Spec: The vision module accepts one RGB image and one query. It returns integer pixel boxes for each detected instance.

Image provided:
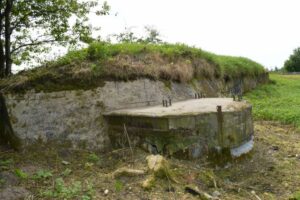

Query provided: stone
[141,175,156,190]
[212,190,221,197]
[104,189,109,195]
[146,155,170,178]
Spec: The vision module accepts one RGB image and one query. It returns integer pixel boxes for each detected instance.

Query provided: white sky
[94,0,300,70]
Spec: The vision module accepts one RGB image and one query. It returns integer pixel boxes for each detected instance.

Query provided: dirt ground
[0,121,300,200]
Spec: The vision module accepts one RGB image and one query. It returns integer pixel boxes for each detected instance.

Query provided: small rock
[61,160,70,165]
[142,175,156,190]
[212,190,221,197]
[146,155,172,179]
[104,189,109,195]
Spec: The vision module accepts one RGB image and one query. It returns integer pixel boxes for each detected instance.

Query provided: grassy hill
[245,74,300,129]
[0,42,266,92]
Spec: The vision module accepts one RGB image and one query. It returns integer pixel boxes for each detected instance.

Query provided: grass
[0,42,266,93]
[245,74,300,128]
[1,122,300,199]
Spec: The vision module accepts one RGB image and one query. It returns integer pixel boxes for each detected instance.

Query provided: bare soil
[0,121,299,200]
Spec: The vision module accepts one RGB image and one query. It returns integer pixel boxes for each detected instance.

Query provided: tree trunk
[4,0,12,76]
[0,0,5,78]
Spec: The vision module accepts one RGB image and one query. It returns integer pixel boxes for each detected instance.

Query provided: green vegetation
[0,0,110,78]
[87,153,100,163]
[293,191,300,200]
[33,169,53,180]
[0,42,266,93]
[284,47,300,72]
[114,180,124,192]
[245,74,300,128]
[15,168,28,179]
[41,177,83,199]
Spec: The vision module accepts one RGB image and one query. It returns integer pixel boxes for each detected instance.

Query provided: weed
[42,177,82,199]
[33,169,53,179]
[0,159,13,170]
[15,168,28,179]
[0,159,13,166]
[292,191,300,200]
[87,153,100,163]
[114,180,124,192]
[62,168,72,176]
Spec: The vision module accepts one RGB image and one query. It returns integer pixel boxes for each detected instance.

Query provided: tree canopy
[284,47,300,72]
[0,0,109,78]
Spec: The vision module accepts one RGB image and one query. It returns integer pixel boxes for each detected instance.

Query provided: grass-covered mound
[0,42,266,92]
[245,74,300,129]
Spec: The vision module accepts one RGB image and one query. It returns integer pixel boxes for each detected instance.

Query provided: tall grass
[0,42,266,92]
[245,74,300,128]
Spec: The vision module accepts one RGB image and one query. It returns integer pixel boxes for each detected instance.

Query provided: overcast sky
[94,0,300,70]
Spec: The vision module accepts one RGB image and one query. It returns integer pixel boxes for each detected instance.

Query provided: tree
[143,26,162,44]
[0,0,110,78]
[284,47,300,72]
[113,26,162,44]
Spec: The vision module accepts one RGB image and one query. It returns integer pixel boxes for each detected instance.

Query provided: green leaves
[33,169,53,180]
[284,47,300,72]
[15,169,28,179]
[1,0,110,73]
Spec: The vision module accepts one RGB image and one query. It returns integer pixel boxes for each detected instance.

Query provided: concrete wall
[3,74,268,150]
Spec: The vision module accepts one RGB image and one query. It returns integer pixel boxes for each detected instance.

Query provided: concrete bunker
[104,98,254,159]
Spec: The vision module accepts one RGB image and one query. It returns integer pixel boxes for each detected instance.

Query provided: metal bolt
[165,100,169,107]
[217,105,222,113]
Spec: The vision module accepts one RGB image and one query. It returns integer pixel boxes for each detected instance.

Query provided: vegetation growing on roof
[0,42,266,93]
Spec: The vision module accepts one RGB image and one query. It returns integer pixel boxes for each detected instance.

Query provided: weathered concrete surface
[2,74,265,150]
[105,98,250,116]
[105,98,254,158]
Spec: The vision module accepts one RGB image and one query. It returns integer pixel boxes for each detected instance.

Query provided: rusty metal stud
[168,98,172,106]
[165,100,169,107]
[217,105,222,113]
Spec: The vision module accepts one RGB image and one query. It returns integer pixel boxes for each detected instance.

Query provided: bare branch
[11,39,56,54]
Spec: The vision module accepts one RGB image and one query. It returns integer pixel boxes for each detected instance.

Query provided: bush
[284,47,300,72]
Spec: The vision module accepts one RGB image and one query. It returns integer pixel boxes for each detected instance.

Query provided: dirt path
[0,121,299,200]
